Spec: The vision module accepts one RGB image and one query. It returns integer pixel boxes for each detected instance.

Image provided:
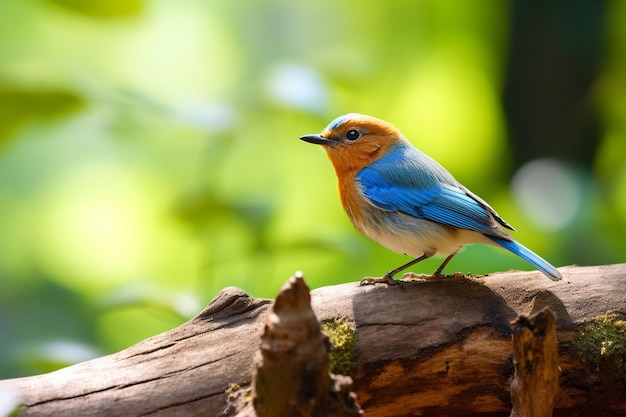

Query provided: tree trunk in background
[0,264,625,416]
[502,0,606,169]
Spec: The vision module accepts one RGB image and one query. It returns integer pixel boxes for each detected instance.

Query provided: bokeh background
[0,0,624,378]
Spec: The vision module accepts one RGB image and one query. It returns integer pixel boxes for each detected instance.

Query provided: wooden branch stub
[510,307,559,417]
[232,272,361,417]
[255,273,333,416]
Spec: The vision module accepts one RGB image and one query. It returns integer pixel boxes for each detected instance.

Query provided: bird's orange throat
[322,151,370,234]
[321,140,394,234]
[335,176,369,234]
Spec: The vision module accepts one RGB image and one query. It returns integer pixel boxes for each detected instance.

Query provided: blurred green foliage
[49,0,143,18]
[0,0,624,379]
[0,88,83,144]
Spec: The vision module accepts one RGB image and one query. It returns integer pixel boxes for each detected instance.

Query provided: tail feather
[488,237,562,281]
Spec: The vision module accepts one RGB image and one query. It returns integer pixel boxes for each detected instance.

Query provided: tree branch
[0,264,624,416]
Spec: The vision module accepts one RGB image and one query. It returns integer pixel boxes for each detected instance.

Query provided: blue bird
[300,113,562,284]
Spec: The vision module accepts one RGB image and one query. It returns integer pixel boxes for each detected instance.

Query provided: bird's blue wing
[421,185,496,232]
[356,145,506,237]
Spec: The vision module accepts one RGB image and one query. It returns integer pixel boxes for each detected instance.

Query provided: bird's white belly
[355,210,492,258]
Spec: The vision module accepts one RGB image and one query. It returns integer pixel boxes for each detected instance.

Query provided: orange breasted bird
[300,113,562,284]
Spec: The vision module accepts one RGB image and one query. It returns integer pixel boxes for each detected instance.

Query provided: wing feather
[356,144,512,239]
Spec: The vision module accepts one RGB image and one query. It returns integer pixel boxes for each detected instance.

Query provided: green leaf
[0,87,84,144]
[47,0,143,18]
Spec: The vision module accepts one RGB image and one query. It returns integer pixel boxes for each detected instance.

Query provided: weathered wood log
[509,308,559,417]
[0,264,625,416]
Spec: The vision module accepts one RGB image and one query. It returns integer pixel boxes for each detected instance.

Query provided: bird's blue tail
[488,237,562,281]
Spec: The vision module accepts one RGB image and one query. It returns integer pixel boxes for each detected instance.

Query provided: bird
[299,113,562,285]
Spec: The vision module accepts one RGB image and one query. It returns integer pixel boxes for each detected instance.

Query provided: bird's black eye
[346,129,361,141]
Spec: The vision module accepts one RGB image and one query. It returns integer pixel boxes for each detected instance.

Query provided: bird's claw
[359,275,404,287]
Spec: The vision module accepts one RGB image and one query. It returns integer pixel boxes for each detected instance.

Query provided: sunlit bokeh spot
[0,386,21,417]
[175,102,237,133]
[36,162,197,291]
[266,64,327,112]
[27,339,101,367]
[511,159,581,231]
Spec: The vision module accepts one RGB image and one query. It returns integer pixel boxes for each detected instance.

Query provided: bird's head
[300,113,406,175]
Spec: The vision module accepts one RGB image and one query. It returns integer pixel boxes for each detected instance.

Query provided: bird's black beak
[299,134,334,146]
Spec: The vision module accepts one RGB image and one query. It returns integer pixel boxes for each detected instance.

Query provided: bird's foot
[400,272,431,281]
[359,274,404,287]
[402,271,465,281]
[437,271,465,279]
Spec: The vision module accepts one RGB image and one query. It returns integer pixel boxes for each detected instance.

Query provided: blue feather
[488,237,562,281]
[357,144,505,237]
[328,113,358,130]
[421,185,494,232]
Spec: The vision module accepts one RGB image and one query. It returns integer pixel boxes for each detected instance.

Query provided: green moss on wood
[573,312,626,378]
[225,383,241,394]
[322,318,358,375]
